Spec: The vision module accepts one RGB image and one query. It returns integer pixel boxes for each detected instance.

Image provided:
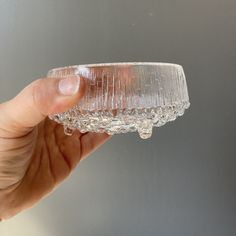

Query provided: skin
[0,76,110,220]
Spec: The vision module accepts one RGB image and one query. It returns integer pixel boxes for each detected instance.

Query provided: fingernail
[58,76,80,96]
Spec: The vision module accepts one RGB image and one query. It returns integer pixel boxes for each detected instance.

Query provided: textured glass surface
[47,62,190,139]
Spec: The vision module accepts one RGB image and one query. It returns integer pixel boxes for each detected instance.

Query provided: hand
[0,76,110,220]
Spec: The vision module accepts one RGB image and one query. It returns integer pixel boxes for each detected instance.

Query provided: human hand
[0,76,110,220]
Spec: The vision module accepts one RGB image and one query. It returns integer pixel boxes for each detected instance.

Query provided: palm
[1,118,110,218]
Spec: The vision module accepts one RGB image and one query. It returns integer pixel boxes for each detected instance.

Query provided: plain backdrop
[0,0,236,235]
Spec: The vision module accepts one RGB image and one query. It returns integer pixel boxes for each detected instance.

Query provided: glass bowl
[47,62,190,139]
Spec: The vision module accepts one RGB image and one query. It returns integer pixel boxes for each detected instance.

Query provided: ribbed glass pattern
[47,62,190,139]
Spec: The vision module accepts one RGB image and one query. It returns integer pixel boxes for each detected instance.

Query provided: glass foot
[137,120,153,139]
[64,127,74,136]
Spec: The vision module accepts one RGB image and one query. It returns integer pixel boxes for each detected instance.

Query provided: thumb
[0,76,85,136]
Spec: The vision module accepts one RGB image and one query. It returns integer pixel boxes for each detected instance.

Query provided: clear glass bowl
[47,62,190,139]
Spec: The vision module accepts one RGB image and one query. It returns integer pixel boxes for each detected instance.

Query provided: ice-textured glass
[47,62,190,139]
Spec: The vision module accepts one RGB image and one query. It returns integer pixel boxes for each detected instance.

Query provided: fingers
[0,76,85,136]
[80,132,111,161]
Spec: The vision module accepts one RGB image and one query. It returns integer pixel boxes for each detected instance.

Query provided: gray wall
[0,0,236,235]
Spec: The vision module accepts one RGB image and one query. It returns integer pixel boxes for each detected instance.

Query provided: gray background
[0,0,236,235]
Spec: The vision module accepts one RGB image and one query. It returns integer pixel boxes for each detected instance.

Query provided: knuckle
[31,78,48,115]
[32,79,44,104]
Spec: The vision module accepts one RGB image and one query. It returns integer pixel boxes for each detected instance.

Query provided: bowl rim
[48,62,183,74]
